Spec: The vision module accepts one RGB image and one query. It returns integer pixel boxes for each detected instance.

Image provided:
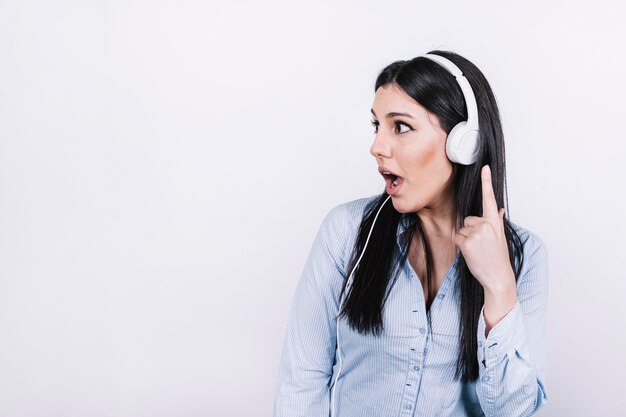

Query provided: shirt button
[404,403,412,410]
[419,327,426,334]
[413,365,420,371]
[482,376,490,383]
[478,341,483,348]
[437,293,445,299]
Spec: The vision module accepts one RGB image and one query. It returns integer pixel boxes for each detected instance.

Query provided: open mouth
[381,172,404,191]
[382,173,401,186]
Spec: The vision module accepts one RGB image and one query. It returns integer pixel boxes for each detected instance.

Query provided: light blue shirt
[273,195,549,417]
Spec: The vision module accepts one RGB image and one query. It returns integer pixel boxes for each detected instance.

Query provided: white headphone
[329,54,480,417]
[422,53,480,165]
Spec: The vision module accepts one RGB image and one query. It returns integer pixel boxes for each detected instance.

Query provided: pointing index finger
[481,164,498,219]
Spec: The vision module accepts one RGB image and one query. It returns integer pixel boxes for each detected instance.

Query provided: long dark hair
[337,50,524,382]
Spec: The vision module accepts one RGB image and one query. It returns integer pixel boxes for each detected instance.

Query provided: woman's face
[370,83,455,215]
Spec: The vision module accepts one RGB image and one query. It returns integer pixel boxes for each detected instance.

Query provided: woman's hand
[453,164,514,290]
[453,164,517,334]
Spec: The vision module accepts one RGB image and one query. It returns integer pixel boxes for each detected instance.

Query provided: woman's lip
[378,167,402,178]
[379,171,403,180]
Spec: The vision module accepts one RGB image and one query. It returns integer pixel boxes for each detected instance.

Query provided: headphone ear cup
[446,121,480,165]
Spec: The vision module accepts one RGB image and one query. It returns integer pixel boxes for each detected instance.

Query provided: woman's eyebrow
[370,109,415,119]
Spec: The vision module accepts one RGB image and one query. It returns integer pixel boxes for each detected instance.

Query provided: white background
[1,1,625,416]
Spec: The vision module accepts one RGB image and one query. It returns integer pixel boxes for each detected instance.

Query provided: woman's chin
[390,197,419,214]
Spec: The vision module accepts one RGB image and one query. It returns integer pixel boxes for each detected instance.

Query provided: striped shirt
[273,194,549,417]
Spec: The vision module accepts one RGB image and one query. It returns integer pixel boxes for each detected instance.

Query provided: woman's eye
[394,121,412,134]
[370,120,379,134]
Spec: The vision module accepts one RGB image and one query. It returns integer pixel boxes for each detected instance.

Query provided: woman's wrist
[482,274,518,336]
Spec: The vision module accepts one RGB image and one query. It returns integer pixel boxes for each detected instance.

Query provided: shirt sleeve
[273,204,348,417]
[475,232,549,417]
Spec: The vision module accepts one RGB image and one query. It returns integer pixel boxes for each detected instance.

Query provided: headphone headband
[421,53,479,123]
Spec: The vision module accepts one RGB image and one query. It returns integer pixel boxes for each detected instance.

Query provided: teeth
[392,179,398,187]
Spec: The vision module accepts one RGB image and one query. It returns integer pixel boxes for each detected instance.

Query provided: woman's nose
[370,133,391,159]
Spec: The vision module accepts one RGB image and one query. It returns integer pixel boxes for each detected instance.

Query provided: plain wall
[1,0,625,416]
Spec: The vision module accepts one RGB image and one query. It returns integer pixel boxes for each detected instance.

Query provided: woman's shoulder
[316,194,380,263]
[327,193,380,216]
[507,219,549,278]
[321,194,380,232]
[507,220,548,254]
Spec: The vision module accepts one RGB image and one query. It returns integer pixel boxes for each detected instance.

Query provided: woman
[273,50,548,417]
